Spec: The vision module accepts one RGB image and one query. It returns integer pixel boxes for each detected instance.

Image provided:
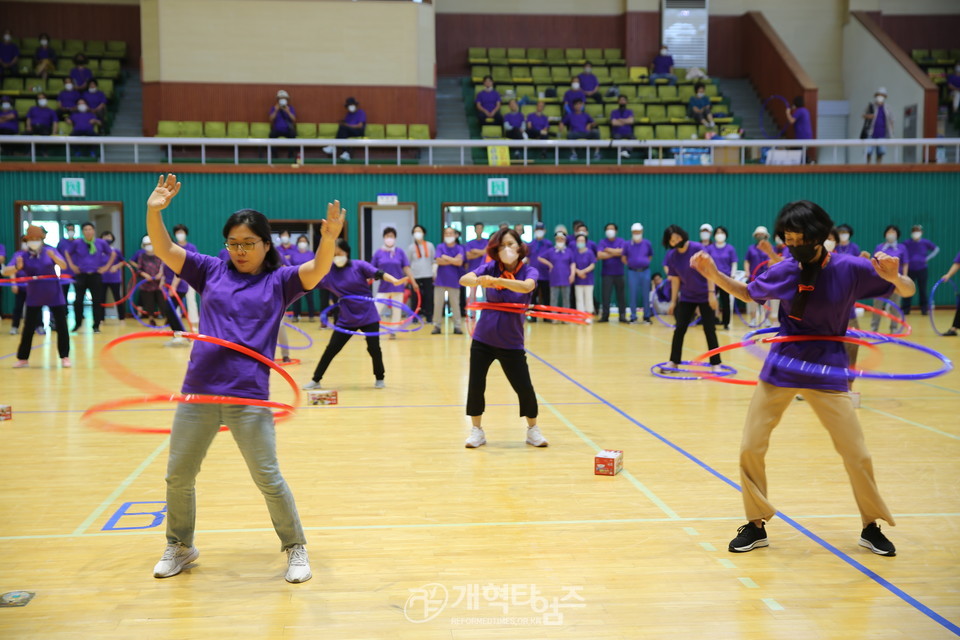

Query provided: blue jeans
[649,73,677,85]
[165,403,306,551]
[626,268,652,320]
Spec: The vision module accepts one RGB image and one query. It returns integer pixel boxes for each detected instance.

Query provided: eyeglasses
[224,240,262,253]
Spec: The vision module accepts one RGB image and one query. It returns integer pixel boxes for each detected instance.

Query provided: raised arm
[872,251,915,298]
[146,174,186,274]
[690,250,754,303]
[298,200,345,290]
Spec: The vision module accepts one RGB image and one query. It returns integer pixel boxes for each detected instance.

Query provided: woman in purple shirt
[475,76,502,126]
[691,200,912,557]
[145,174,343,584]
[432,227,466,335]
[33,33,56,81]
[288,235,317,321]
[99,230,126,320]
[303,238,406,389]
[26,93,58,135]
[834,223,861,257]
[870,225,909,333]
[69,54,94,91]
[11,226,71,368]
[901,224,939,315]
[459,228,547,449]
[705,225,738,329]
[573,233,597,319]
[624,223,654,323]
[660,225,720,371]
[371,227,417,337]
[538,231,576,309]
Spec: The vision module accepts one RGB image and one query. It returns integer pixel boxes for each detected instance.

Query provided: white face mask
[499,246,518,264]
[0,102,11,111]
[660,49,668,56]
[632,233,643,242]
[697,92,705,98]
[484,85,493,92]
[534,230,544,239]
[38,98,47,107]
[413,231,424,241]
[280,236,291,245]
[333,255,347,267]
[911,231,921,241]
[3,35,10,43]
[839,232,850,243]
[579,230,588,238]
[175,231,187,242]
[571,83,581,90]
[444,236,456,245]
[40,39,48,46]
[700,231,712,242]
[605,229,616,239]
[88,86,98,93]
[885,233,897,243]
[65,83,74,91]
[297,241,309,251]
[77,104,88,113]
[27,240,43,252]
[555,241,565,250]
[348,105,357,113]
[384,237,396,248]
[278,98,288,106]
[66,230,75,239]
[823,239,837,252]
[876,95,885,104]
[144,244,154,254]
[714,233,726,244]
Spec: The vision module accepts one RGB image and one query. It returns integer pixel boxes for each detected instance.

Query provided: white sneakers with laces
[464,426,549,447]
[153,543,199,578]
[525,425,549,447]
[285,544,312,583]
[465,426,486,448]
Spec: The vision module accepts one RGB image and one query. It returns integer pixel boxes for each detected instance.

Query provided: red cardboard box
[0,405,11,421]
[595,449,623,476]
[307,390,338,406]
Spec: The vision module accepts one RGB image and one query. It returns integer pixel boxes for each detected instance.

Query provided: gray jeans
[165,403,306,551]
[549,285,571,308]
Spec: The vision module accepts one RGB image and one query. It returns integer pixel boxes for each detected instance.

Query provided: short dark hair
[884,224,901,238]
[573,99,584,106]
[794,96,805,108]
[383,226,397,237]
[474,221,484,228]
[99,230,113,240]
[297,234,309,244]
[65,223,75,230]
[81,221,95,230]
[336,238,351,259]
[662,224,688,249]
[827,227,839,243]
[412,224,426,234]
[605,222,617,230]
[715,225,729,236]
[222,209,282,272]
[694,82,705,92]
[485,228,528,265]
[773,200,834,246]
[482,75,493,83]
[278,229,290,237]
[837,223,854,236]
[173,224,188,235]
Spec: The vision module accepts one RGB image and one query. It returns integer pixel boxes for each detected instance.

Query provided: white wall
[434,0,625,15]
[850,0,960,14]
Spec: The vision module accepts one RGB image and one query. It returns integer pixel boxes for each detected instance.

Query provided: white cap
[554,224,567,234]
[875,86,887,96]
[752,225,769,237]
[141,235,151,245]
[700,223,713,233]
[277,89,289,99]
[631,223,643,232]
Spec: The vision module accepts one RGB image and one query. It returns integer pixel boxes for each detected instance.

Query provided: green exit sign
[487,178,509,197]
[61,177,86,198]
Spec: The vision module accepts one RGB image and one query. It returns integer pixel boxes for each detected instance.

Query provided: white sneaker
[285,544,312,583]
[302,380,324,390]
[153,543,199,578]
[339,151,351,161]
[164,336,190,347]
[322,145,335,155]
[465,426,486,448]
[61,357,72,368]
[13,360,29,368]
[850,391,861,409]
[525,425,549,447]
[619,149,631,158]
[374,380,385,389]
[8,328,17,335]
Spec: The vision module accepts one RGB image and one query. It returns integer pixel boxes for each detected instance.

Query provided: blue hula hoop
[929,279,958,336]
[277,321,314,350]
[320,294,423,337]
[650,361,737,381]
[127,278,175,330]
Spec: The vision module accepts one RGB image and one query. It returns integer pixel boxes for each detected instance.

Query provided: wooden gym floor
[0,306,958,639]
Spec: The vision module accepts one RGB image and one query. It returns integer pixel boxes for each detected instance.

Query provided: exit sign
[487,178,509,197]
[62,177,86,197]
[377,194,398,206]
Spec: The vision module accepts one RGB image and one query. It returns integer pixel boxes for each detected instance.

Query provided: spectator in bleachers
[861,87,893,164]
[688,83,715,128]
[503,99,525,143]
[83,79,108,119]
[650,45,677,85]
[69,54,94,91]
[269,89,297,138]
[0,31,19,79]
[33,33,56,81]
[562,79,585,114]
[947,64,960,117]
[560,99,599,161]
[785,96,812,140]
[69,98,101,136]
[0,97,18,134]
[577,62,603,105]
[26,93,57,135]
[610,96,635,158]
[328,97,366,161]
[525,101,549,140]
[475,75,502,125]
[57,80,81,119]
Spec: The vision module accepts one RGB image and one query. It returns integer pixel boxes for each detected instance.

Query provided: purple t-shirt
[217,248,231,262]
[58,89,80,109]
[598,237,628,276]
[526,112,549,132]
[902,238,937,272]
[577,72,599,93]
[470,261,538,351]
[68,237,112,273]
[746,244,771,279]
[434,242,465,288]
[102,247,125,284]
[566,236,598,254]
[35,46,56,62]
[664,241,710,303]
[20,246,67,307]
[873,242,909,274]
[0,108,17,134]
[948,73,960,91]
[83,90,106,110]
[625,238,653,270]
[371,247,409,293]
[163,241,198,292]
[504,111,525,130]
[475,89,501,113]
[573,249,597,285]
[343,109,366,126]
[562,112,593,133]
[835,242,860,257]
[610,108,633,137]
[652,55,674,74]
[872,107,888,139]
[269,105,296,134]
[276,243,296,265]
[706,243,738,276]
[27,106,57,129]
[69,111,98,134]
[792,107,813,140]
[287,248,313,267]
[465,238,488,272]
[528,239,551,279]
[70,66,93,88]
[178,252,305,400]
[56,238,75,274]
[563,89,585,108]
[540,245,575,288]
[318,259,380,327]
[0,42,19,64]
[747,253,894,391]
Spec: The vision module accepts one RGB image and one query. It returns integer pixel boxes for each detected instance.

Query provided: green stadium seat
[100,59,121,79]
[585,103,605,122]
[551,66,571,83]
[365,123,385,138]
[59,120,73,136]
[20,37,39,56]
[156,120,180,137]
[86,41,106,56]
[546,48,565,63]
[531,66,551,83]
[296,123,317,138]
[931,48,952,62]
[928,67,946,83]
[511,66,532,82]
[543,104,562,120]
[611,67,630,85]
[24,78,46,93]
[226,121,250,138]
[658,85,679,102]
[655,124,676,140]
[204,122,226,137]
[472,65,490,82]
[618,85,637,99]
[250,122,271,138]
[536,85,557,101]
[57,59,74,74]
[647,105,668,123]
[628,103,646,120]
[637,85,659,103]
[481,124,503,138]
[521,104,536,116]
[630,66,649,82]
[63,39,84,56]
[585,49,603,63]
[47,99,59,112]
[468,47,488,63]
[565,48,585,63]
[677,124,698,139]
[15,98,33,117]
[598,125,610,140]
[386,124,407,139]
[668,105,688,122]
[49,38,63,52]
[317,123,338,138]
[87,59,101,73]
[507,48,526,62]
[912,49,929,62]
[526,48,545,63]
[180,121,203,137]
[408,124,430,140]
[594,66,612,84]
[488,48,508,65]
[679,85,696,103]
[105,41,127,59]
[705,84,719,97]
[492,66,511,83]
[98,78,114,99]
[604,49,625,65]
[2,77,23,92]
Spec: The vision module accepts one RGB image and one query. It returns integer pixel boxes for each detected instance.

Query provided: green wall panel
[2,170,959,309]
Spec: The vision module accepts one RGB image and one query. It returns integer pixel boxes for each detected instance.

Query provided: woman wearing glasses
[144,174,343,584]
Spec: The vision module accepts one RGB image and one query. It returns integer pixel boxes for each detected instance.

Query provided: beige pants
[433,286,462,329]
[740,381,895,526]
[376,291,403,325]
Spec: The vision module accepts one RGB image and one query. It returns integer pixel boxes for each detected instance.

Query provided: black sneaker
[729,522,768,553]
[453,328,464,335]
[431,326,441,335]
[859,523,896,556]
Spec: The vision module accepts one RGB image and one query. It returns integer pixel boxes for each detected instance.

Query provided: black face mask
[788,243,819,264]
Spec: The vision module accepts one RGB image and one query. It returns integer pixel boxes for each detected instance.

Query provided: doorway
[358,203,418,261]
[440,203,541,243]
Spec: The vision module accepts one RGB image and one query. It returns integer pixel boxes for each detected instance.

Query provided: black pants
[477,109,503,126]
[292,291,316,318]
[18,305,69,360]
[902,268,928,314]
[312,321,384,382]
[670,301,721,365]
[505,128,524,140]
[103,281,126,319]
[466,339,538,418]
[336,124,364,139]
[952,297,960,331]
[11,286,27,328]
[140,288,185,331]
[718,290,731,328]
[601,275,626,321]
[73,272,105,329]
[530,280,549,321]
[415,277,434,322]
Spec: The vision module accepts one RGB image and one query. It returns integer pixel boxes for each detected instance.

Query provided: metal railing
[1,135,958,167]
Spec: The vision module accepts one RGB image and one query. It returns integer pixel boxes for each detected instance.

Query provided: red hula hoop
[379,285,423,326]
[854,302,912,338]
[101,263,138,307]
